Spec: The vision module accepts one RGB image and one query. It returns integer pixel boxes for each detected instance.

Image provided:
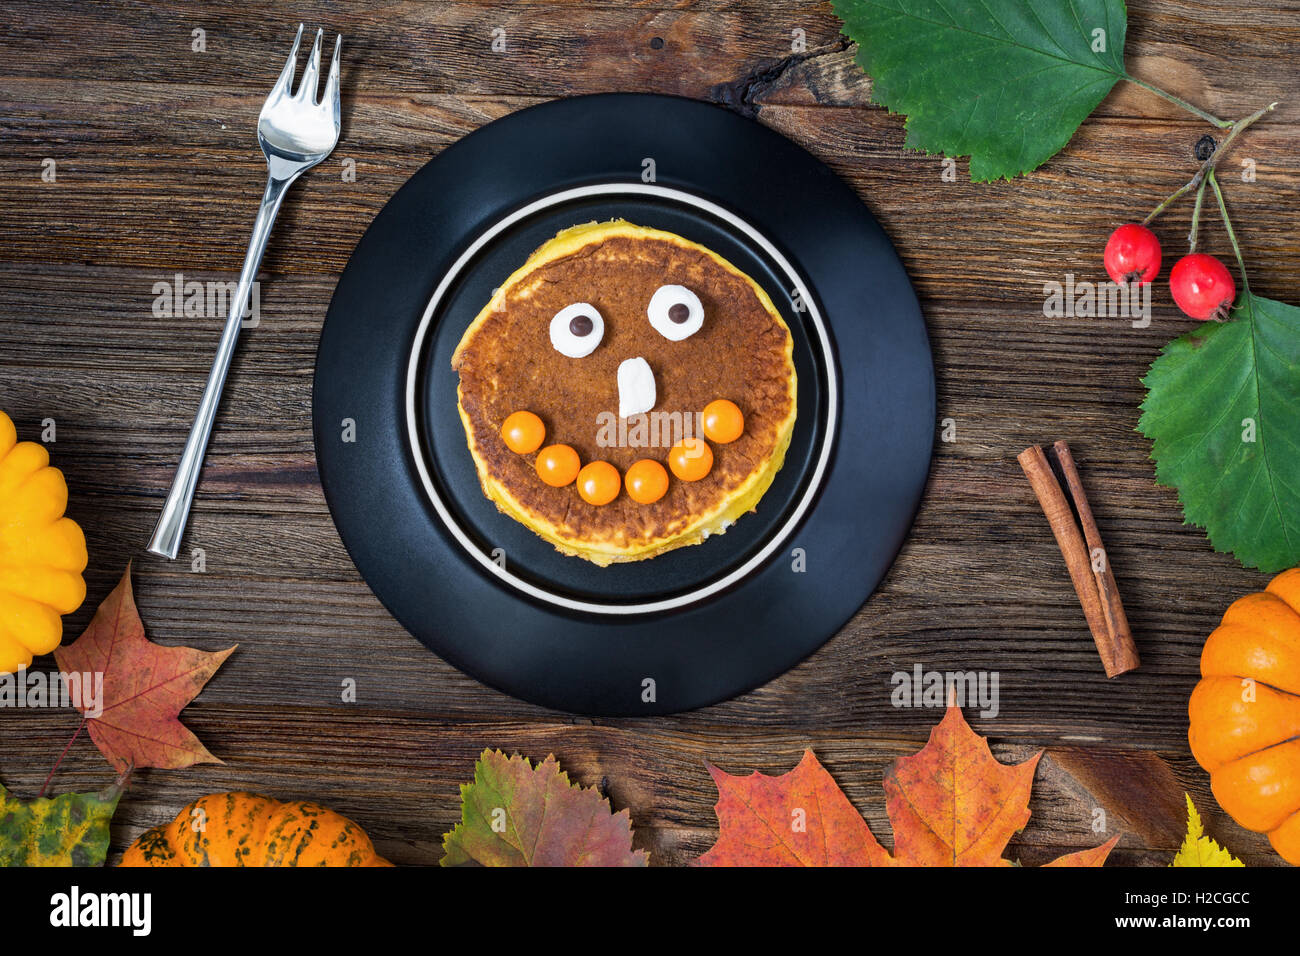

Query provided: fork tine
[297,27,324,101]
[271,23,304,97]
[324,34,342,112]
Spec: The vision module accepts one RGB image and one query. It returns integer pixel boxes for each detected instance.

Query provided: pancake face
[451,220,797,564]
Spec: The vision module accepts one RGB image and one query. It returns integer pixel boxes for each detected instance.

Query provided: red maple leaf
[54,565,234,771]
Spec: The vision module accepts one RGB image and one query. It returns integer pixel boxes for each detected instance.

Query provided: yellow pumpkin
[1189,568,1300,864]
[120,792,392,867]
[0,410,87,674]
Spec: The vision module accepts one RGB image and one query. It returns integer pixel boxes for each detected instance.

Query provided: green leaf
[831,0,1127,180]
[441,750,648,866]
[0,773,126,866]
[1139,293,1300,572]
[1170,794,1243,867]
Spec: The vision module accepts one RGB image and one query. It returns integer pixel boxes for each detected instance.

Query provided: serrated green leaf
[0,774,125,866]
[1170,794,1244,867]
[1139,293,1300,572]
[831,0,1127,180]
[441,750,648,866]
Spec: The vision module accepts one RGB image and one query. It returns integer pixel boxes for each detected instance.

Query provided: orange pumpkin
[1189,568,1300,864]
[120,792,391,867]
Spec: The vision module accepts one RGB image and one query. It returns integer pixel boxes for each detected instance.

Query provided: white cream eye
[549,303,604,358]
[647,285,703,341]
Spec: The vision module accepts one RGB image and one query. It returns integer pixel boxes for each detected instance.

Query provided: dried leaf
[53,565,234,771]
[884,705,1039,865]
[1043,836,1123,866]
[701,706,1118,867]
[0,770,127,866]
[1170,793,1243,867]
[441,750,648,866]
[699,750,892,865]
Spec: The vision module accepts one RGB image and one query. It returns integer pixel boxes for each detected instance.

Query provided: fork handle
[147,172,296,559]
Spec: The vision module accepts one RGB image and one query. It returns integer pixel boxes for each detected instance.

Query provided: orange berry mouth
[499,400,745,506]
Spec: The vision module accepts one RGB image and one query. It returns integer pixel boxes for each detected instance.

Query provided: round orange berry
[577,460,621,506]
[668,437,713,482]
[535,444,580,487]
[501,410,546,454]
[624,459,669,504]
[701,399,744,444]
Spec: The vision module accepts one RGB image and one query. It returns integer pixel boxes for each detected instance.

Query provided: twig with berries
[1103,99,1278,322]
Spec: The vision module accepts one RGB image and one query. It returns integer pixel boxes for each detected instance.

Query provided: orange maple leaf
[53,565,234,771]
[700,705,1119,867]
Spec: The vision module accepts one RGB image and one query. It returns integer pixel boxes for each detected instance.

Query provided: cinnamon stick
[1052,441,1138,676]
[1018,444,1139,678]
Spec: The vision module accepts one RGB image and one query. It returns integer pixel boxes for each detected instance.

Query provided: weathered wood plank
[2,90,1295,305]
[0,249,1271,743]
[0,0,1294,867]
[1,0,1297,117]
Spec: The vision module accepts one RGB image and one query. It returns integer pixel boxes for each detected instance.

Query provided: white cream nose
[618,357,656,418]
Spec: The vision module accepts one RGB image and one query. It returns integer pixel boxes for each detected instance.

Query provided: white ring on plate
[404,183,838,615]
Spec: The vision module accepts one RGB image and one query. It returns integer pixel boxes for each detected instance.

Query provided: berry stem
[1122,74,1231,127]
[1187,177,1209,253]
[1207,168,1251,299]
[1143,101,1279,226]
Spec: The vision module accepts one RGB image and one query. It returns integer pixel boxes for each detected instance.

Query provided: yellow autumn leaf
[1170,794,1243,867]
[0,771,126,866]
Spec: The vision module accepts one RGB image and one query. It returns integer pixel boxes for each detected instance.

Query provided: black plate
[313,93,933,715]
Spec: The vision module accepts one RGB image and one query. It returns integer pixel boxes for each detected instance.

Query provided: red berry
[1169,253,1236,321]
[1103,223,1162,285]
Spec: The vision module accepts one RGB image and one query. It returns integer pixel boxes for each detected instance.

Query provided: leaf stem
[1187,177,1208,253]
[1207,169,1250,298]
[38,717,86,799]
[1123,74,1231,127]
[1144,101,1279,226]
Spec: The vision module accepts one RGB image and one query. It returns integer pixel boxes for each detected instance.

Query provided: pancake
[451,219,797,565]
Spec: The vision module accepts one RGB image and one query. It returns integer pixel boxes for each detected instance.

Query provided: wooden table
[1,0,1296,866]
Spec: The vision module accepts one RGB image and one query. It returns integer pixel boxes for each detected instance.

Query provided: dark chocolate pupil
[569,314,594,337]
[668,303,691,324]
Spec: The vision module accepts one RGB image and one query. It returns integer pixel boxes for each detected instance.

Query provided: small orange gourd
[120,792,392,867]
[0,410,87,674]
[1189,568,1300,865]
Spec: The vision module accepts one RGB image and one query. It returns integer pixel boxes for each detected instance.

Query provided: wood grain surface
[1,0,1297,866]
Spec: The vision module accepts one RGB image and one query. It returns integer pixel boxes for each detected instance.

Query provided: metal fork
[148,25,342,559]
